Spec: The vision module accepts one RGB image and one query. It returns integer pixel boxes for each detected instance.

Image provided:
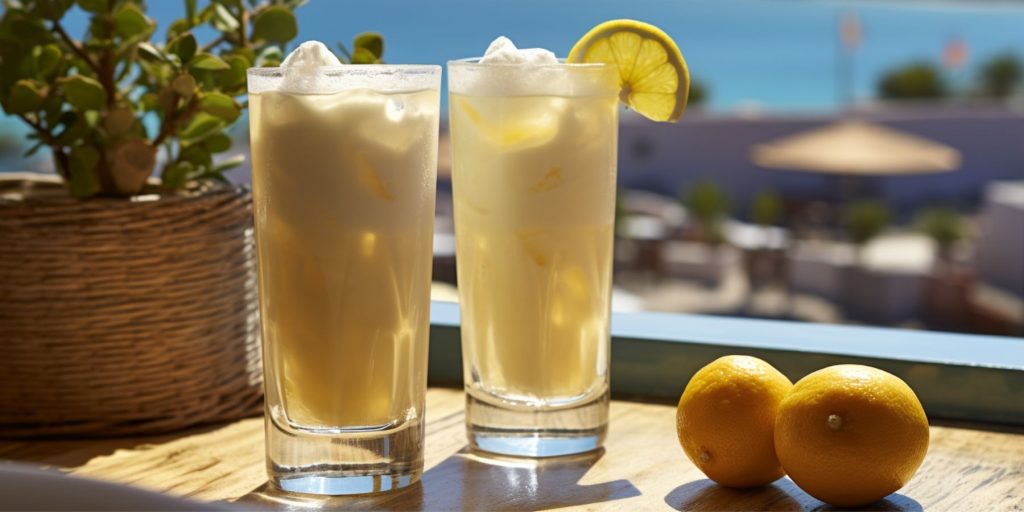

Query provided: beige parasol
[751,120,961,175]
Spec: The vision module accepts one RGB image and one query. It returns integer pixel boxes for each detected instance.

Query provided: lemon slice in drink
[568,19,690,122]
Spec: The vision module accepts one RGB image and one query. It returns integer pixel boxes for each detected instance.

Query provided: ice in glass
[248,42,440,494]
[448,37,620,457]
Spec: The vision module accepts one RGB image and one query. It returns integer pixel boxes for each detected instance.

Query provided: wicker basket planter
[0,173,262,438]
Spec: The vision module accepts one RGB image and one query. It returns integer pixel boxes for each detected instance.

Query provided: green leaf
[211,153,245,173]
[156,87,176,110]
[200,92,240,123]
[12,49,38,78]
[42,95,64,125]
[103,107,135,135]
[180,112,225,141]
[162,161,193,189]
[56,113,89,145]
[166,18,190,40]
[179,144,212,167]
[136,58,173,84]
[11,18,53,44]
[83,109,100,127]
[5,79,45,114]
[140,92,160,111]
[210,3,239,32]
[226,46,255,63]
[171,73,197,97]
[63,75,105,111]
[255,45,283,67]
[31,0,74,20]
[251,6,297,44]
[137,41,172,63]
[108,138,157,195]
[113,3,151,39]
[169,32,197,64]
[35,44,62,76]
[350,47,377,65]
[353,32,383,60]
[219,54,249,91]
[190,53,230,71]
[68,145,100,198]
[76,0,106,13]
[203,132,232,153]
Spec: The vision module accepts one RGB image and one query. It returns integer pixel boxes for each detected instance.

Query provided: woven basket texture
[0,173,263,438]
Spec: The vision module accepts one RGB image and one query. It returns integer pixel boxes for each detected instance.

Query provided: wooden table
[3,388,1023,511]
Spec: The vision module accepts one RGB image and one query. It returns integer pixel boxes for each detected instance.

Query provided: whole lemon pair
[675,356,930,508]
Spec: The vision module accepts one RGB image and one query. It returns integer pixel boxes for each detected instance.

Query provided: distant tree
[750,189,783,226]
[915,206,967,263]
[688,80,709,106]
[844,200,891,250]
[877,62,947,100]
[682,180,731,244]
[975,53,1023,99]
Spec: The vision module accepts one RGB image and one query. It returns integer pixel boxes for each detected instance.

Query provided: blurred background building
[2,0,1022,336]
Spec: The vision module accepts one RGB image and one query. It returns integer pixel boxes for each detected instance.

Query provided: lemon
[568,19,690,122]
[676,355,793,488]
[775,365,929,507]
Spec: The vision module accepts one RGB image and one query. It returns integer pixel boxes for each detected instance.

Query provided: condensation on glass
[447,59,620,457]
[247,64,440,494]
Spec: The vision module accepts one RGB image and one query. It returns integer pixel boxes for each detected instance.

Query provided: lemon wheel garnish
[568,19,690,122]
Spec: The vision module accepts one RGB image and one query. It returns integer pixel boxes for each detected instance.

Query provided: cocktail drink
[248,42,440,494]
[448,38,620,457]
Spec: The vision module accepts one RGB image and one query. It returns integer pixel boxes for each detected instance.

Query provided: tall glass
[247,65,440,494]
[447,60,619,457]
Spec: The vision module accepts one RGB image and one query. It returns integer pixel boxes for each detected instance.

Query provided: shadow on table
[239,447,639,510]
[664,478,923,512]
[817,494,923,512]
[0,423,224,469]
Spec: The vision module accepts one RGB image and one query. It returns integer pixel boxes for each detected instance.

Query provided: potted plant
[915,206,974,331]
[840,199,920,324]
[843,199,890,259]
[745,188,787,289]
[665,180,738,285]
[916,206,967,267]
[0,0,318,437]
[682,180,730,246]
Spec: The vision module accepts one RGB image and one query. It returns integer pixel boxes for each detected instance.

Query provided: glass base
[465,389,608,458]
[272,469,420,496]
[266,414,423,496]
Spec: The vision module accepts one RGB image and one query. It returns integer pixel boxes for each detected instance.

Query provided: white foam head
[448,37,617,97]
[248,40,440,94]
[281,41,342,70]
[479,36,558,65]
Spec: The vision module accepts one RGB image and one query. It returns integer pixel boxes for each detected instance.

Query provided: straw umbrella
[748,120,963,306]
[751,120,961,199]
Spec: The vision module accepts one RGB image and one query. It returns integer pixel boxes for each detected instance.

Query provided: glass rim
[447,57,610,70]
[247,64,441,77]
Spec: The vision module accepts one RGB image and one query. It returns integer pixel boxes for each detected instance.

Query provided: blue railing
[427,301,1024,426]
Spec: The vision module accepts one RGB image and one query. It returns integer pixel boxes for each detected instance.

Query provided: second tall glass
[248,64,440,494]
[448,60,620,457]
